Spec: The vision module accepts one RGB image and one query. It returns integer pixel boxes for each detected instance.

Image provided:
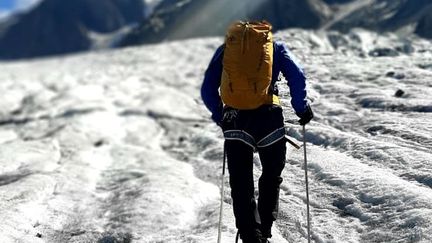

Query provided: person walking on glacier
[201,21,313,243]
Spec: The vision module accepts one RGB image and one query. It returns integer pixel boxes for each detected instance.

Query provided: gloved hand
[297,104,314,125]
[220,107,239,130]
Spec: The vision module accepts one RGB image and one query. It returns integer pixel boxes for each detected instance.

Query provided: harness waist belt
[223,127,286,149]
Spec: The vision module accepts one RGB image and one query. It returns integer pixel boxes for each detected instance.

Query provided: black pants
[223,105,286,238]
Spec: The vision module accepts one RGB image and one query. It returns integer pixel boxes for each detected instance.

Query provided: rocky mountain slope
[0,0,146,60]
[1,0,431,60]
[120,0,432,47]
[328,0,432,38]
[119,0,331,46]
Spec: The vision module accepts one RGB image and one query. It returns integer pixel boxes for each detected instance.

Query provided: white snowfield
[0,29,432,243]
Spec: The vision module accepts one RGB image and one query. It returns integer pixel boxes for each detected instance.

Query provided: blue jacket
[201,41,308,124]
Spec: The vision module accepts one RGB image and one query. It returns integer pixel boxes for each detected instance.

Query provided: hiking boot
[241,236,261,243]
[239,229,262,243]
[260,228,272,239]
[260,228,271,243]
[260,238,270,243]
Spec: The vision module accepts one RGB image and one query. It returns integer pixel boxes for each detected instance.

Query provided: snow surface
[0,29,432,242]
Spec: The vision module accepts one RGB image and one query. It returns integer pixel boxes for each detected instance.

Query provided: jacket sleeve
[201,45,224,124]
[274,41,308,115]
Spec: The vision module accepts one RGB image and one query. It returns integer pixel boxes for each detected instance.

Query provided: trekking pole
[217,142,227,243]
[302,125,312,243]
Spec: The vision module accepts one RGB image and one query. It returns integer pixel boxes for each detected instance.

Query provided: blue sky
[0,0,15,10]
[0,0,41,19]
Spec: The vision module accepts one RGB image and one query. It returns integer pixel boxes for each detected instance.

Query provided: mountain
[0,0,146,60]
[328,0,432,36]
[119,0,331,46]
[120,0,432,48]
[1,0,432,60]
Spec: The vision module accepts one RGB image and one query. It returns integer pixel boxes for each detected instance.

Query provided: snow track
[1,30,431,242]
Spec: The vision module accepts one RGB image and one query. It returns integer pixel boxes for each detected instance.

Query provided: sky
[0,0,41,19]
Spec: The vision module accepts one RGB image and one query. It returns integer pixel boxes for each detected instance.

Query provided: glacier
[0,29,431,242]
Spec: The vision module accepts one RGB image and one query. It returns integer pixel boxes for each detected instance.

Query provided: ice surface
[0,29,431,242]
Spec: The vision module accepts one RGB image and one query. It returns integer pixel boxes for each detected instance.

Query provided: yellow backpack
[220,21,279,110]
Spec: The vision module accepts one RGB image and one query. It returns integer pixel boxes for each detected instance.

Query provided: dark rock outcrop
[415,13,432,39]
